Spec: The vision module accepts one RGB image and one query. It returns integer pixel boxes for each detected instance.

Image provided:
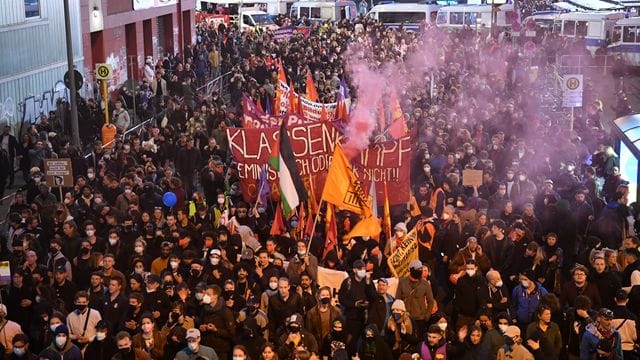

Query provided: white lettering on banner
[21,81,69,124]
[277,80,338,120]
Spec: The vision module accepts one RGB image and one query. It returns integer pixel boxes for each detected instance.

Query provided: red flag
[305,70,319,102]
[256,98,264,114]
[323,204,338,259]
[378,100,386,132]
[387,118,408,139]
[320,104,328,122]
[270,202,287,236]
[390,92,403,122]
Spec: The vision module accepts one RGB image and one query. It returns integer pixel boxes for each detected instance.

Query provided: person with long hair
[260,343,278,360]
[232,345,252,360]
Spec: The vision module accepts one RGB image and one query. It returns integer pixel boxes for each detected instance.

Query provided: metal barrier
[557,54,617,75]
[197,71,232,100]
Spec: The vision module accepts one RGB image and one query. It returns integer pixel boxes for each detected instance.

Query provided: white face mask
[195,293,204,301]
[108,238,118,246]
[521,280,530,289]
[55,336,67,347]
[233,356,245,360]
[188,342,198,352]
[498,324,509,333]
[395,231,404,238]
[134,268,144,275]
[87,173,95,180]
[210,257,220,266]
[217,198,225,205]
[202,294,212,304]
[86,230,95,237]
[141,323,153,333]
[134,246,144,254]
[124,189,132,195]
[297,250,306,257]
[170,261,179,269]
[13,347,26,356]
[519,175,526,182]
[50,323,61,332]
[438,322,447,331]
[356,269,367,279]
[466,269,476,277]
[94,198,102,204]
[495,280,503,288]
[36,295,42,303]
[96,332,107,341]
[269,282,278,290]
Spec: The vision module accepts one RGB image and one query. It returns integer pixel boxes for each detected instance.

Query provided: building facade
[81,0,197,92]
[0,0,84,132]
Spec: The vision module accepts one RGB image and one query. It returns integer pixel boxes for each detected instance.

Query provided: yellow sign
[387,227,419,278]
[95,63,113,80]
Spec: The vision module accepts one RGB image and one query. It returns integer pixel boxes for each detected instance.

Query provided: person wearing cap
[497,325,533,360]
[278,313,318,359]
[143,274,171,327]
[449,236,491,282]
[384,222,408,257]
[483,220,515,276]
[47,239,72,282]
[84,319,117,360]
[611,289,638,359]
[510,270,548,326]
[52,265,77,313]
[385,299,418,357]
[38,324,83,360]
[396,259,435,339]
[534,179,560,215]
[581,308,623,360]
[174,328,218,360]
[338,259,377,354]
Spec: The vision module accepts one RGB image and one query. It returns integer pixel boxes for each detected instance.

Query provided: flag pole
[253,176,266,210]
[306,197,324,255]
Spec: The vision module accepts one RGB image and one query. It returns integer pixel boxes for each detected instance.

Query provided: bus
[553,11,625,54]
[289,1,357,24]
[435,4,518,31]
[366,3,441,31]
[609,16,640,66]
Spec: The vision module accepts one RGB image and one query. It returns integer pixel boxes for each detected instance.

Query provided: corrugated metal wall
[0,0,84,131]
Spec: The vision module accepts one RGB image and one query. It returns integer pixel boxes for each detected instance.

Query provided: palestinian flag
[268,118,307,217]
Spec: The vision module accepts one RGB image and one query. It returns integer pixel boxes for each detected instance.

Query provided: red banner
[226,123,413,206]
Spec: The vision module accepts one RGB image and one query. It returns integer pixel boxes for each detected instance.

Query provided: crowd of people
[0,11,639,360]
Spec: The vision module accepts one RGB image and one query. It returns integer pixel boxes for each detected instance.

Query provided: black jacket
[83,336,117,360]
[198,298,236,357]
[454,274,486,317]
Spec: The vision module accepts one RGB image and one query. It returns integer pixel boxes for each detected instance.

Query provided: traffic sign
[64,70,83,90]
[44,158,74,187]
[95,63,113,80]
[562,74,583,108]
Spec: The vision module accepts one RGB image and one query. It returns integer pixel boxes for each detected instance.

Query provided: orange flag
[274,62,288,115]
[390,92,403,122]
[306,70,319,102]
[270,202,287,236]
[256,98,264,114]
[383,181,392,241]
[321,144,370,215]
[323,204,338,259]
[320,104,328,122]
[378,100,386,132]
[287,84,297,115]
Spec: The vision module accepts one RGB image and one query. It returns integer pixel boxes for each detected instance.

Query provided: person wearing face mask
[357,323,393,360]
[237,296,268,340]
[121,293,145,335]
[8,334,36,360]
[384,222,408,257]
[397,257,436,342]
[84,320,117,360]
[453,260,486,329]
[497,326,534,360]
[46,239,72,282]
[132,313,166,359]
[385,300,418,357]
[38,324,83,360]
[143,275,171,328]
[477,311,506,359]
[287,240,318,286]
[175,328,218,360]
[510,271,548,327]
[448,237,491,284]
[278,313,318,359]
[198,285,235,360]
[66,291,102,350]
[111,331,151,360]
[305,286,343,346]
[480,270,510,317]
[71,239,95,290]
[338,259,377,354]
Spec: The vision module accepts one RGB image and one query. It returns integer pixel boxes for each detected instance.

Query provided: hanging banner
[227,124,413,205]
[277,80,338,120]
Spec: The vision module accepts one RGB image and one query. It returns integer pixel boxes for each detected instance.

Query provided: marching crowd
[0,12,638,360]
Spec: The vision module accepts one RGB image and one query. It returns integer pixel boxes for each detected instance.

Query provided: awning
[612,114,640,159]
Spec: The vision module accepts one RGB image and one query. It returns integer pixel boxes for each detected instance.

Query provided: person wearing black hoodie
[198,284,236,360]
[357,324,393,360]
[84,320,117,360]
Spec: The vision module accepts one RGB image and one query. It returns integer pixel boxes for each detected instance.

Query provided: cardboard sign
[462,169,483,187]
[0,261,10,286]
[44,158,74,187]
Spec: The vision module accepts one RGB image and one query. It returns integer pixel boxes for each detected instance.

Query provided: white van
[238,9,278,30]
[197,0,295,16]
[552,11,624,54]
[435,4,517,31]
[289,1,357,23]
[367,3,441,31]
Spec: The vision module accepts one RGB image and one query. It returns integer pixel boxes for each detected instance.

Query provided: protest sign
[462,169,483,187]
[276,80,338,120]
[387,227,419,278]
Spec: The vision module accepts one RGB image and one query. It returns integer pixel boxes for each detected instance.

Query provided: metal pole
[128,55,137,126]
[63,0,80,147]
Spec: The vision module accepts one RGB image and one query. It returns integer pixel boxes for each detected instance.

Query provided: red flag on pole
[270,202,287,236]
[305,70,319,102]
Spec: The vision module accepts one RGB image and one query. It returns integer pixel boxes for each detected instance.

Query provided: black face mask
[288,325,300,333]
[191,269,201,278]
[75,304,87,313]
[50,247,58,255]
[129,305,138,313]
[504,336,515,346]
[410,269,422,279]
[320,297,331,305]
[81,247,91,256]
[13,250,23,258]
